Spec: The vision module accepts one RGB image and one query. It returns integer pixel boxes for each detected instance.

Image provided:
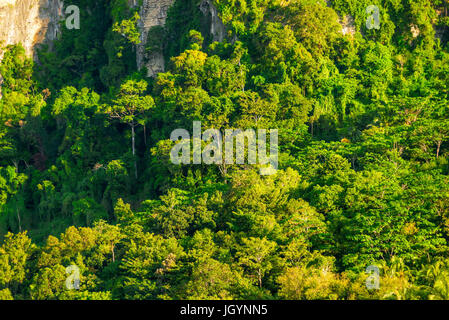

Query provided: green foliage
[113,12,142,46]
[1,0,449,301]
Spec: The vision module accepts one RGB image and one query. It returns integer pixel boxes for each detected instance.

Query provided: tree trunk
[437,140,442,158]
[17,207,22,232]
[131,123,136,156]
[131,124,137,179]
[12,160,18,173]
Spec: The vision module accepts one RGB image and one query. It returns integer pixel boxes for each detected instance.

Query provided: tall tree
[105,80,154,179]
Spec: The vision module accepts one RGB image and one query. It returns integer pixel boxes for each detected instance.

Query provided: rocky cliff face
[199,0,225,43]
[0,0,64,59]
[0,0,64,98]
[136,0,226,78]
[0,0,226,80]
[135,0,175,78]
[340,15,356,36]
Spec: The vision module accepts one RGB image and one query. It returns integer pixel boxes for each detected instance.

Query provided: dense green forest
[1,0,449,300]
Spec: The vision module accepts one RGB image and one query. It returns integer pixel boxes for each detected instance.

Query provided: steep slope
[136,0,225,77]
[0,0,63,58]
[135,0,175,77]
